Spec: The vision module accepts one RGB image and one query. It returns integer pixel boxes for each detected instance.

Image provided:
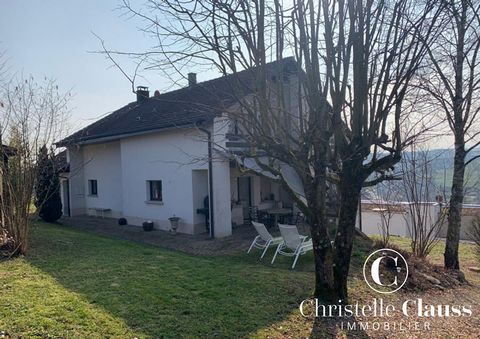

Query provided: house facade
[57,59,299,238]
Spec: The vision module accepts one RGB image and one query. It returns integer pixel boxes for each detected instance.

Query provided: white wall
[439,210,479,240]
[357,204,442,238]
[213,115,230,150]
[83,141,123,218]
[212,154,232,237]
[120,128,208,234]
[192,169,209,230]
[211,115,233,237]
[404,204,441,238]
[358,212,409,237]
[252,175,261,206]
[67,123,237,237]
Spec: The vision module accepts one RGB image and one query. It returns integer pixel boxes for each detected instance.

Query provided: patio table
[265,208,293,228]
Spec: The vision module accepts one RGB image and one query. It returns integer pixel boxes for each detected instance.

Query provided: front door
[238,177,252,221]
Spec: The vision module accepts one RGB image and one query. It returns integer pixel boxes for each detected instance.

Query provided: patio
[60,215,310,256]
[62,216,255,256]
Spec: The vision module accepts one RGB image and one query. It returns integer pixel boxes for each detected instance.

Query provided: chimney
[136,86,149,102]
[188,73,197,86]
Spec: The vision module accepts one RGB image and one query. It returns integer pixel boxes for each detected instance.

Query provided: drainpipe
[196,120,215,239]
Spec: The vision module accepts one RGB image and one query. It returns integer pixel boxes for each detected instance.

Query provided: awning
[232,154,307,206]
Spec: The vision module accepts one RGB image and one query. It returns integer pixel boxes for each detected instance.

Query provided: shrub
[35,145,62,223]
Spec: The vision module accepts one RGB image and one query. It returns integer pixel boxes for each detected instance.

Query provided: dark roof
[57,57,298,146]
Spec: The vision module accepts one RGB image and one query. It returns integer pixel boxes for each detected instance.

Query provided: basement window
[88,180,98,196]
[147,180,163,202]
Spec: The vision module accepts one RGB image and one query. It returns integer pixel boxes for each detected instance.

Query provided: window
[88,180,98,196]
[148,180,163,202]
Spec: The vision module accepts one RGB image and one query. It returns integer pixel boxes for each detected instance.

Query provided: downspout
[196,121,215,239]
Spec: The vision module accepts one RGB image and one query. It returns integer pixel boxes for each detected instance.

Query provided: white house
[57,58,300,238]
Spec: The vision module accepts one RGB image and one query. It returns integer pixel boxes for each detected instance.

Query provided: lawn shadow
[26,223,315,338]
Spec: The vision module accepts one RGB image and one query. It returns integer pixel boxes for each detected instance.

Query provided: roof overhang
[231,154,307,206]
[56,121,212,148]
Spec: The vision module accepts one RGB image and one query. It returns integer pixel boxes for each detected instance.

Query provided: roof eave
[56,120,214,147]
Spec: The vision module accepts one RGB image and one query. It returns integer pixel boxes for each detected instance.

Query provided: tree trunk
[310,213,336,302]
[305,169,336,302]
[311,237,335,302]
[444,2,467,270]
[333,167,363,302]
[444,141,466,269]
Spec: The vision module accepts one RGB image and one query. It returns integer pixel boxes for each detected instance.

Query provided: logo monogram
[363,248,408,294]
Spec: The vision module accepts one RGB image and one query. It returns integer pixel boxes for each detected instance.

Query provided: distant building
[357,199,480,240]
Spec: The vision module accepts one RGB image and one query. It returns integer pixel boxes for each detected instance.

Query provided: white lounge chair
[247,221,283,259]
[271,223,313,269]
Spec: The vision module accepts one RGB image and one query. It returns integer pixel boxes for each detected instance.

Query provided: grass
[371,234,479,264]
[0,223,478,338]
[0,223,315,338]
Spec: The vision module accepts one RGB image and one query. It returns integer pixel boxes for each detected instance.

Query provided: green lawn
[0,224,478,338]
[0,223,316,338]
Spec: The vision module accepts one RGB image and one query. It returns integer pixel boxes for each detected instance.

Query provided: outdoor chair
[271,223,313,269]
[247,221,284,259]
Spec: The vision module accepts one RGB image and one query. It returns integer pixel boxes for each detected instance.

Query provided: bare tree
[369,181,401,247]
[101,0,439,301]
[419,0,480,269]
[401,146,445,258]
[0,74,70,256]
[311,0,438,299]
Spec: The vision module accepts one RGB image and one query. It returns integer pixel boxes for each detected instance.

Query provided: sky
[0,0,210,134]
[0,0,455,149]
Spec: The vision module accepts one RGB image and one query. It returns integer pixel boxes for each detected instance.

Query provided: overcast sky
[0,0,213,135]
